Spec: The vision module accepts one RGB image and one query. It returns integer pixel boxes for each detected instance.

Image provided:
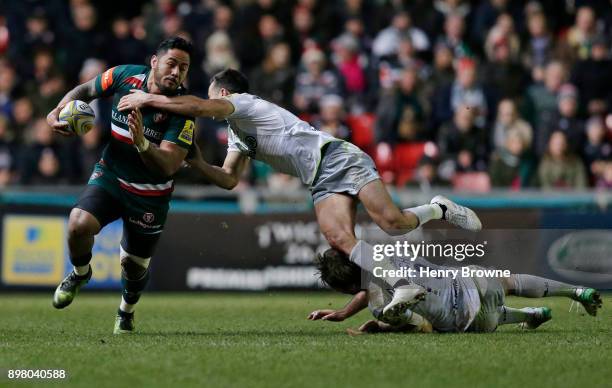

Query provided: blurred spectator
[492,99,533,150]
[432,58,489,130]
[484,13,520,62]
[583,116,612,181]
[105,16,149,67]
[570,36,612,116]
[437,13,472,59]
[409,155,445,191]
[16,8,56,74]
[11,97,35,137]
[538,131,587,189]
[431,0,472,36]
[239,14,285,72]
[293,49,341,114]
[425,42,455,97]
[0,114,18,186]
[471,0,510,46]
[331,34,367,111]
[375,67,428,143]
[290,5,318,55]
[481,28,527,100]
[437,105,488,176]
[378,34,427,91]
[63,3,106,79]
[523,60,566,132]
[341,17,373,55]
[203,31,240,77]
[20,118,70,185]
[558,6,602,63]
[489,131,536,188]
[537,84,584,156]
[522,11,554,79]
[313,95,350,140]
[250,42,295,109]
[372,12,429,58]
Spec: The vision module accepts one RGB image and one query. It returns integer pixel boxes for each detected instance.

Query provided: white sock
[120,297,135,313]
[403,204,443,227]
[73,265,90,276]
[349,240,405,287]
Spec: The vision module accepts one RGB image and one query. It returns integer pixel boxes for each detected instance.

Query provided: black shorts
[74,185,161,258]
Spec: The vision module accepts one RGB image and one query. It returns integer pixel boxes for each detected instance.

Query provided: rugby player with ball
[46,37,195,334]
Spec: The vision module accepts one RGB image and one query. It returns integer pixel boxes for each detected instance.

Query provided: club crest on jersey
[143,212,155,223]
[153,112,168,123]
[125,74,146,89]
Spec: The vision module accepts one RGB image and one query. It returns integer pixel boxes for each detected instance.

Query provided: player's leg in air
[313,142,482,320]
[53,185,121,309]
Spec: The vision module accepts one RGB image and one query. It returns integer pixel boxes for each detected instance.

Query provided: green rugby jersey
[93,64,194,196]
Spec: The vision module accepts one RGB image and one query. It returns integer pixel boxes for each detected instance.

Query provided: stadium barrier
[1,187,610,291]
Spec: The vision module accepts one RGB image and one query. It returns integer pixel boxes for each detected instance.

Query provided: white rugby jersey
[367,257,481,332]
[224,93,338,185]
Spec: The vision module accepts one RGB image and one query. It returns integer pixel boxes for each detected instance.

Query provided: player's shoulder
[111,64,149,86]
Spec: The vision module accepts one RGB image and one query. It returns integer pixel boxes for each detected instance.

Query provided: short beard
[153,69,178,95]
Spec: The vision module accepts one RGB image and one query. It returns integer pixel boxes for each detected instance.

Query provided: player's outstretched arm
[118,90,234,119]
[187,145,248,190]
[128,108,187,177]
[346,318,434,336]
[46,78,98,136]
[307,290,369,322]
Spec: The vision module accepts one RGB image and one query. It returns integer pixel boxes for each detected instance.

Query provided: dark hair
[314,248,362,294]
[156,37,194,59]
[210,68,249,93]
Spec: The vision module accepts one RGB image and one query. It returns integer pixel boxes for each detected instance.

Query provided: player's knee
[120,247,150,280]
[68,209,100,240]
[322,229,354,255]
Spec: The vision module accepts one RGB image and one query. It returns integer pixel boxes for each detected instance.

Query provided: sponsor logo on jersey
[101,67,115,91]
[178,120,194,145]
[143,127,163,141]
[143,212,155,223]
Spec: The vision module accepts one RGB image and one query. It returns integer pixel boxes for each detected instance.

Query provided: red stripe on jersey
[111,129,134,144]
[119,182,174,196]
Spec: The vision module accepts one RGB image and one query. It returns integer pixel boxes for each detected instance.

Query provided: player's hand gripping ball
[58,100,95,135]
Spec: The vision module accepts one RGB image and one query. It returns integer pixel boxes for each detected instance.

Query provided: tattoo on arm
[59,78,98,105]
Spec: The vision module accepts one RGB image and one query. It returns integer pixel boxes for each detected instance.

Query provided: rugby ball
[59,100,95,135]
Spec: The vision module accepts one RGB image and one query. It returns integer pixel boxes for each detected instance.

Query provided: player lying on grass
[46,37,196,334]
[117,68,482,319]
[307,248,602,334]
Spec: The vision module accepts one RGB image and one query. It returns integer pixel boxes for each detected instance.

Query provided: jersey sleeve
[163,115,196,150]
[224,93,253,120]
[94,65,130,97]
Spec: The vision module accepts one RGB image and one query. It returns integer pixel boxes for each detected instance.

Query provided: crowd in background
[1,0,612,191]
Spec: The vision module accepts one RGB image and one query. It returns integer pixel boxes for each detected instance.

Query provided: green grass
[1,293,610,388]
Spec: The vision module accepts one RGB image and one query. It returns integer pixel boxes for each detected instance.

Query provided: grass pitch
[1,292,610,388]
